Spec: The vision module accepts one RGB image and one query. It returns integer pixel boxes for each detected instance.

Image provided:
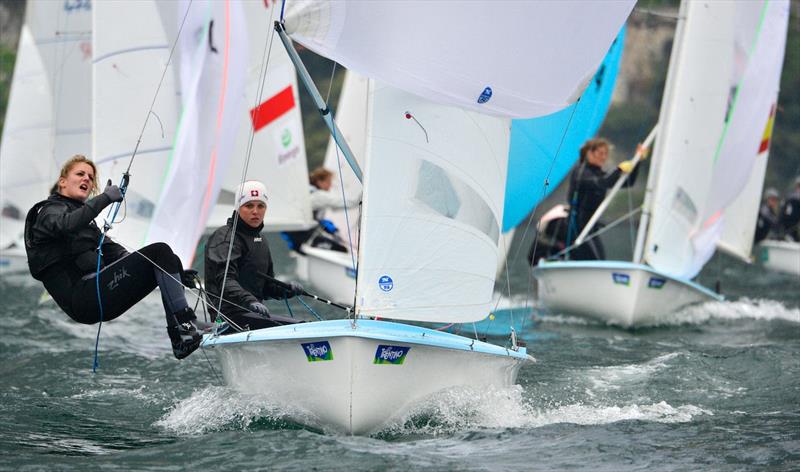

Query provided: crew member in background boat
[24,155,211,359]
[205,180,304,330]
[282,167,360,254]
[780,177,800,241]
[563,138,647,260]
[754,187,782,243]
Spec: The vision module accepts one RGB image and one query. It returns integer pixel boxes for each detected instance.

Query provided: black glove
[103,179,124,203]
[181,269,199,288]
[287,281,304,298]
[249,301,270,316]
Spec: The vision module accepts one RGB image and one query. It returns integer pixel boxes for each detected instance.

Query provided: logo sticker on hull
[612,272,630,286]
[648,277,666,289]
[301,341,333,362]
[374,345,410,365]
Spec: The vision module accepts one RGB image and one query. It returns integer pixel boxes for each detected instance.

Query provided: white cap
[236,180,268,207]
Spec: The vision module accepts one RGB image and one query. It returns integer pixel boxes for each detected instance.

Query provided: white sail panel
[697,1,789,265]
[320,70,369,249]
[644,1,737,278]
[284,0,634,119]
[93,0,181,249]
[25,1,92,163]
[147,0,249,266]
[0,26,53,247]
[355,83,510,323]
[209,1,313,231]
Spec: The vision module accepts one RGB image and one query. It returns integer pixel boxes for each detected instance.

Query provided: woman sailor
[24,155,211,359]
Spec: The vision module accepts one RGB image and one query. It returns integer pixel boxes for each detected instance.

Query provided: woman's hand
[103,180,124,203]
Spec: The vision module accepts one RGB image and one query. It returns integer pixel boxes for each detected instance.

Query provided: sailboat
[533,0,790,327]
[292,26,627,311]
[201,0,634,434]
[0,1,92,274]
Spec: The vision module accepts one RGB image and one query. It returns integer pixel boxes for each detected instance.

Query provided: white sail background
[701,0,789,264]
[92,0,181,250]
[0,25,52,247]
[147,0,249,267]
[25,1,92,166]
[355,83,509,322]
[284,0,635,118]
[208,1,313,232]
[644,1,737,279]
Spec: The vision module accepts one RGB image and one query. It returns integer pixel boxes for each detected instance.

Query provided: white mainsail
[0,25,52,248]
[643,1,737,278]
[147,0,249,267]
[284,0,635,118]
[92,0,181,250]
[208,1,313,231]
[701,1,789,263]
[355,82,510,323]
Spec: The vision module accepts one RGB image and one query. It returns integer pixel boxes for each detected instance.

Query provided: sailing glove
[249,301,270,316]
[618,160,636,174]
[103,179,124,203]
[287,281,304,298]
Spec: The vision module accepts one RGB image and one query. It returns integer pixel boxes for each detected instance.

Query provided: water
[1,233,798,470]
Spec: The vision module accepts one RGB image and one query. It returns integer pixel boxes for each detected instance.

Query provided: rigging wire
[217,1,278,318]
[91,1,194,372]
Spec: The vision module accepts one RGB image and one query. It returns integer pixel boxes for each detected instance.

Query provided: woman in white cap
[204,180,304,330]
[24,155,212,360]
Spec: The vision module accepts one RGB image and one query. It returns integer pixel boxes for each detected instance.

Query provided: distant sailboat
[534,0,790,327]
[202,0,634,434]
[0,1,91,274]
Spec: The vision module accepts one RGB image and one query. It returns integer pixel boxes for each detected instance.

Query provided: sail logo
[64,0,91,13]
[301,341,333,362]
[281,129,292,148]
[378,275,393,292]
[374,345,410,365]
[477,86,493,104]
[648,277,666,289]
[612,272,630,286]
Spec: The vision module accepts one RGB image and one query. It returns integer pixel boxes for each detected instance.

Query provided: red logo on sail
[758,103,776,154]
[250,86,296,132]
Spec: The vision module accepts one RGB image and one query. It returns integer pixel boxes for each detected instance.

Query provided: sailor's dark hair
[579,138,610,163]
[50,155,99,196]
[309,167,333,189]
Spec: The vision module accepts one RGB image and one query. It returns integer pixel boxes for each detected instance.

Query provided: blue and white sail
[502,27,625,232]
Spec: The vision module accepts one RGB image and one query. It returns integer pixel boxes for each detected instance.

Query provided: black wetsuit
[755,202,781,243]
[204,213,296,330]
[564,161,639,260]
[25,193,188,324]
[781,191,800,241]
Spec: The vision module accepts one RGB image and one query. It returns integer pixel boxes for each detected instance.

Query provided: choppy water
[1,233,798,471]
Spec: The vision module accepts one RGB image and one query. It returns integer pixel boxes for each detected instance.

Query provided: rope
[548,207,642,261]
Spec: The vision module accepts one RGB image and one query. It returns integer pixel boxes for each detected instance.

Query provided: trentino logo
[648,277,666,289]
[374,345,410,365]
[301,341,333,362]
[612,272,630,286]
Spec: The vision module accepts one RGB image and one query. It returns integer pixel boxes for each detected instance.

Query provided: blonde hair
[579,138,610,163]
[50,155,99,196]
[309,167,333,189]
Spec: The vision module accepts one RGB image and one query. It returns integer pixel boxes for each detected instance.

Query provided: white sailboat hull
[202,319,531,435]
[533,261,722,327]
[0,248,27,275]
[300,245,356,305]
[757,240,800,276]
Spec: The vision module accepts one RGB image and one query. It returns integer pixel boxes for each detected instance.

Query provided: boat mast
[274,21,363,182]
[632,0,689,264]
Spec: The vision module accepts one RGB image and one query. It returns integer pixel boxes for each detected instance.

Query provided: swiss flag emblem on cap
[250,190,259,197]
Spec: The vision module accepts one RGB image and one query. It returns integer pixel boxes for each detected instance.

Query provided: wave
[653,298,800,326]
